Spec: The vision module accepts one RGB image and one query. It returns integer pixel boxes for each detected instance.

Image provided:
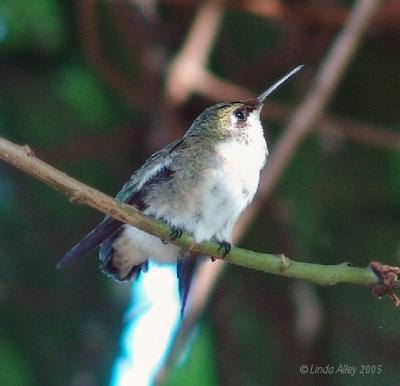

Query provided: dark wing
[115,138,185,202]
[177,252,199,317]
[98,165,174,275]
[57,138,185,270]
[56,186,145,270]
[56,217,122,269]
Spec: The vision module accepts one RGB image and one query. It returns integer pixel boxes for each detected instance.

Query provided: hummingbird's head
[188,65,304,140]
[199,100,264,140]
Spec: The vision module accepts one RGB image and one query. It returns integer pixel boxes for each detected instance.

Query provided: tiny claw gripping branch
[370,261,400,306]
[218,241,231,257]
[211,241,231,262]
[162,226,183,244]
[169,226,183,240]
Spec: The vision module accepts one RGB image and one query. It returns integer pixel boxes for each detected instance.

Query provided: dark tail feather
[57,217,122,269]
[98,227,147,281]
[177,252,199,317]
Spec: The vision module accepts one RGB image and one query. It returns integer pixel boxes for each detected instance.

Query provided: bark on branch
[1,136,399,304]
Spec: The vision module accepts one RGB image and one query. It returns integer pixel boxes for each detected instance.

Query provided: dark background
[0,1,399,385]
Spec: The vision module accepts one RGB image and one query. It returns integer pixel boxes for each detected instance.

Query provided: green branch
[0,136,398,303]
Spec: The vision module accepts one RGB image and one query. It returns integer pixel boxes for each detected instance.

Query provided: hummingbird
[57,65,303,313]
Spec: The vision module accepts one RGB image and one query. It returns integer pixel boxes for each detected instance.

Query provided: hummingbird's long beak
[257,65,304,106]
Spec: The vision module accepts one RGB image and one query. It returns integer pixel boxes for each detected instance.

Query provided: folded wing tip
[56,217,123,271]
[56,253,75,269]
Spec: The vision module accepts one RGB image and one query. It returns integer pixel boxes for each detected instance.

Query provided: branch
[162,0,400,30]
[78,0,148,110]
[256,0,383,201]
[165,1,223,104]
[1,136,399,294]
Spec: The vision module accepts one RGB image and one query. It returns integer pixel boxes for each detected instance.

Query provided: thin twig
[162,0,399,29]
[78,0,147,110]
[318,115,400,150]
[1,135,386,287]
[165,1,223,104]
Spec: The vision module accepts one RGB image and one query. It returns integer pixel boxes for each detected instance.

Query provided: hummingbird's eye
[234,109,246,121]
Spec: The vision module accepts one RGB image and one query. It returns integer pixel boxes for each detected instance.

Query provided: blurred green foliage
[0,0,66,53]
[0,1,399,386]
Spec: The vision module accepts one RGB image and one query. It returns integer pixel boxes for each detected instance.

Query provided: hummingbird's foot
[169,226,183,240]
[218,241,231,257]
[161,226,183,244]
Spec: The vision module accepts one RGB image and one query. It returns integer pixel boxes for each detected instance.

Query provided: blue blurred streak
[110,262,181,386]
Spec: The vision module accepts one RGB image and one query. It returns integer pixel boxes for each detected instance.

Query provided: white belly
[203,139,266,239]
[171,137,267,243]
[118,136,267,264]
[113,224,181,267]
